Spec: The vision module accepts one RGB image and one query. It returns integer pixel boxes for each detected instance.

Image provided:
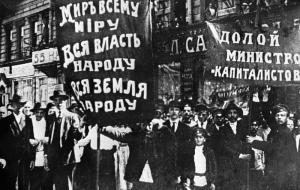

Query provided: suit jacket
[161,120,193,178]
[206,124,224,159]
[0,114,31,162]
[220,120,250,159]
[47,110,81,167]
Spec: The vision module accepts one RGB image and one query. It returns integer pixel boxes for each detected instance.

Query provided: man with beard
[220,102,251,190]
[247,104,297,190]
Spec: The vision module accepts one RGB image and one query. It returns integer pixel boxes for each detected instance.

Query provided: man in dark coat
[0,94,32,190]
[206,108,226,189]
[160,100,193,189]
[247,104,297,190]
[220,102,252,190]
[47,90,81,190]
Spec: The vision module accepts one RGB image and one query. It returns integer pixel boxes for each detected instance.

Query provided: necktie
[171,122,175,132]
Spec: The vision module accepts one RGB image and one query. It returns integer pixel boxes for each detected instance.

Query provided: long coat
[102,125,161,183]
[161,120,194,179]
[47,110,81,168]
[0,114,32,190]
[219,120,251,189]
[252,124,297,189]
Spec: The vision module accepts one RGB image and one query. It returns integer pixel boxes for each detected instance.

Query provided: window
[155,0,172,29]
[217,0,237,16]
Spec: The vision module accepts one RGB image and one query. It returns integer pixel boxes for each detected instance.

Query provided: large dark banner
[205,8,300,86]
[54,0,153,124]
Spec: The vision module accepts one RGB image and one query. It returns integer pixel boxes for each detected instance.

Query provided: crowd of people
[0,90,300,190]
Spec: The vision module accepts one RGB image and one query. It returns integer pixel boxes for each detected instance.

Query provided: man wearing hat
[193,104,212,130]
[0,94,31,190]
[220,102,251,190]
[47,90,81,190]
[247,104,297,190]
[158,100,193,189]
[24,102,52,190]
[181,100,196,127]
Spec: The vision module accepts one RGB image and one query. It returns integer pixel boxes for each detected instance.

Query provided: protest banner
[205,8,300,86]
[54,0,153,124]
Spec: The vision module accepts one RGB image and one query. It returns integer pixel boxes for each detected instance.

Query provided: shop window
[14,79,34,103]
[39,77,48,106]
[158,62,181,104]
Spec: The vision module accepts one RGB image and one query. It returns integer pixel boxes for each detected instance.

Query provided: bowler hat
[31,102,46,112]
[9,94,26,105]
[195,104,209,113]
[168,100,181,109]
[50,90,69,101]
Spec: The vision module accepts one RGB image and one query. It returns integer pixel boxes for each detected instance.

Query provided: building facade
[0,0,62,107]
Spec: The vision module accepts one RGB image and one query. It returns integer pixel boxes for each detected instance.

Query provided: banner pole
[96,124,101,190]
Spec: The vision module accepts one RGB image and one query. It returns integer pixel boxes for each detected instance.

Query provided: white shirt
[251,136,265,170]
[194,145,207,187]
[296,134,300,152]
[77,125,119,150]
[31,116,47,167]
[229,122,237,135]
[197,120,208,129]
[170,119,179,133]
[13,112,25,130]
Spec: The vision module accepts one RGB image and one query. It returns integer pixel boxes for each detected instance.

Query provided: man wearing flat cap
[158,100,193,189]
[247,104,297,190]
[0,94,31,190]
[47,90,81,190]
[220,102,251,190]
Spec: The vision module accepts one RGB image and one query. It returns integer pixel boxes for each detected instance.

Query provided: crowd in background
[0,90,300,190]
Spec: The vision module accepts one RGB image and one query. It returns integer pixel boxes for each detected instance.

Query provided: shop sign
[32,48,59,65]
[55,0,153,124]
[154,26,207,58]
[0,63,35,78]
[206,7,300,85]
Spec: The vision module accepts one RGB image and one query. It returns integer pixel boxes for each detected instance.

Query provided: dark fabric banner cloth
[205,7,300,86]
[54,0,153,125]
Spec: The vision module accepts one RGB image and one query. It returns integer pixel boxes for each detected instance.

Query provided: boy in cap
[247,104,297,190]
[185,128,217,190]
